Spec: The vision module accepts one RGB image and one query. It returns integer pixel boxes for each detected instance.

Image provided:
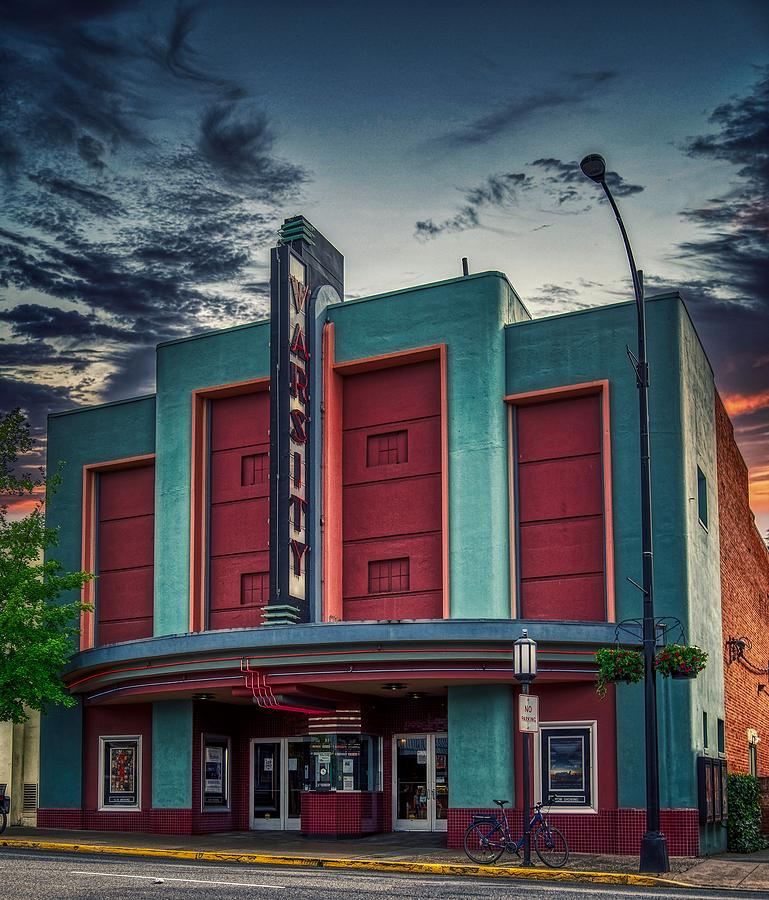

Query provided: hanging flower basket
[595,647,645,699]
[654,643,708,679]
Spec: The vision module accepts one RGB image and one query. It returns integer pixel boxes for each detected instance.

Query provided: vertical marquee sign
[268,217,343,625]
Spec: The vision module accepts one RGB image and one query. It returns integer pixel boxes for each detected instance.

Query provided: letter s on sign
[290,409,308,444]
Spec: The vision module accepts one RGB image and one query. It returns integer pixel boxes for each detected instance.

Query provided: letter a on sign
[518,694,539,733]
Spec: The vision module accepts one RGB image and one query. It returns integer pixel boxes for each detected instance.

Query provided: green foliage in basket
[595,647,644,699]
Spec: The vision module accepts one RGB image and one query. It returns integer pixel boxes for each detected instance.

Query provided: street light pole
[513,630,537,868]
[580,154,670,874]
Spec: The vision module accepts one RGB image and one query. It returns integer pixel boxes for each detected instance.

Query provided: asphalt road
[0,849,762,900]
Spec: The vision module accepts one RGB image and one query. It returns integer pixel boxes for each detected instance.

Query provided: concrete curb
[0,838,689,887]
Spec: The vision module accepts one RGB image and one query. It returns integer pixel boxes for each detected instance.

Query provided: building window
[749,743,758,777]
[536,722,597,811]
[368,557,410,594]
[748,729,760,777]
[99,736,141,810]
[202,735,230,811]
[717,718,725,754]
[703,711,709,749]
[366,430,408,467]
[241,452,268,486]
[241,572,268,606]
[697,466,708,528]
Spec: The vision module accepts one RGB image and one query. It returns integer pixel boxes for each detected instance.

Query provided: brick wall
[716,394,769,780]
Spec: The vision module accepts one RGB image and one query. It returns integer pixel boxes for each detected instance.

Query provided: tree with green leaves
[0,408,92,724]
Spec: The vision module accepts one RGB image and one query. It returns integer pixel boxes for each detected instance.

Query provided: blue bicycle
[463,798,569,867]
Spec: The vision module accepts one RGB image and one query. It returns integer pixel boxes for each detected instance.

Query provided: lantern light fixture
[513,629,537,683]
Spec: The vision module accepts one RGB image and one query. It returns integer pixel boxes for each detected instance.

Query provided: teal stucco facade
[40,256,727,855]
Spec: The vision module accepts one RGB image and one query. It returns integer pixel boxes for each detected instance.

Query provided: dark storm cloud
[436,71,618,149]
[415,172,531,239]
[674,66,769,391]
[530,158,644,200]
[27,172,125,217]
[198,103,307,198]
[525,283,594,315]
[0,376,76,432]
[415,161,642,240]
[77,134,107,171]
[0,0,141,28]
[662,66,769,501]
[0,304,139,345]
[0,341,89,371]
[148,2,244,95]
[0,0,304,440]
[0,131,22,177]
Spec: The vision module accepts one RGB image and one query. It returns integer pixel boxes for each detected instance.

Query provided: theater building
[40,217,731,854]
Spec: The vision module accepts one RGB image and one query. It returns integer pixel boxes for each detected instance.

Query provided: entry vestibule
[249,737,311,830]
[392,733,448,832]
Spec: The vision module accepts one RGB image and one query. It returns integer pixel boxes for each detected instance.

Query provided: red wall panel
[516,394,605,621]
[342,360,442,621]
[210,392,269,450]
[83,704,152,811]
[96,464,154,645]
[343,417,440,486]
[208,391,269,630]
[513,682,617,809]
[342,360,440,429]
[517,394,601,462]
[343,476,442,542]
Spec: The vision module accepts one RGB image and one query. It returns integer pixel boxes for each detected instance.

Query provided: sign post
[518,694,539,733]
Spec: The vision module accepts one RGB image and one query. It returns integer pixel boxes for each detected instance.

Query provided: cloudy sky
[1,0,767,535]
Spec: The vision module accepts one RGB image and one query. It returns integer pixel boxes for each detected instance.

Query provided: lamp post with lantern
[513,629,538,867]
[579,153,669,874]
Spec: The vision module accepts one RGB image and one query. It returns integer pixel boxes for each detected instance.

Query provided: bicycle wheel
[534,824,569,868]
[463,822,505,865]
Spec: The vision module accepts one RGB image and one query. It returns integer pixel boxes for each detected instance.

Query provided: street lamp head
[513,628,537,682]
[580,154,607,184]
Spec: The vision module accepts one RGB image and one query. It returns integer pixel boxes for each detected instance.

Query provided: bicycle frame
[492,807,545,853]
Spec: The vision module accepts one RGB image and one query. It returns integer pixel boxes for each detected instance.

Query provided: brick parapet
[716,394,769,780]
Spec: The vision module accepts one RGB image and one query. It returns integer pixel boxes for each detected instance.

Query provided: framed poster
[540,727,592,808]
[99,736,140,810]
[202,735,230,810]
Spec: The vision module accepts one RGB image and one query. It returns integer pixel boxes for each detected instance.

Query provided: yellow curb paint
[0,838,688,888]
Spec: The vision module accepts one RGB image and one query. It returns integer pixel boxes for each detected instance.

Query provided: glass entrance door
[251,740,281,829]
[393,733,448,832]
[286,739,311,831]
[250,738,311,830]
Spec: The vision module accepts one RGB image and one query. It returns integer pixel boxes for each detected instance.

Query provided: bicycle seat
[493,799,510,807]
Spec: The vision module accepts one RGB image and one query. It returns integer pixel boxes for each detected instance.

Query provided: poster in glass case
[101,737,139,808]
[202,736,229,809]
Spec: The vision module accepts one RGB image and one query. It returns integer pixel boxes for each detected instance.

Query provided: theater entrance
[392,733,448,832]
[249,738,311,830]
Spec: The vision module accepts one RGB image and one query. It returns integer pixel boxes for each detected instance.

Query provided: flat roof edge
[328,270,519,310]
[157,317,269,350]
[48,393,156,420]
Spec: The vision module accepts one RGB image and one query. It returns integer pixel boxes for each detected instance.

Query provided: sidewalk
[678,848,769,892]
[1,826,697,888]
[5,826,769,890]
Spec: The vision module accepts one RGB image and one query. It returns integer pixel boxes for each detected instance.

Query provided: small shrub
[727,773,768,853]
[595,648,644,699]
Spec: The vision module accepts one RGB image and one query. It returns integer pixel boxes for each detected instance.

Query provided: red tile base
[37,808,193,834]
[447,807,700,856]
[301,792,386,837]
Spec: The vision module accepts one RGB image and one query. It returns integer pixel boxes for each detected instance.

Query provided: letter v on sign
[290,276,310,314]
